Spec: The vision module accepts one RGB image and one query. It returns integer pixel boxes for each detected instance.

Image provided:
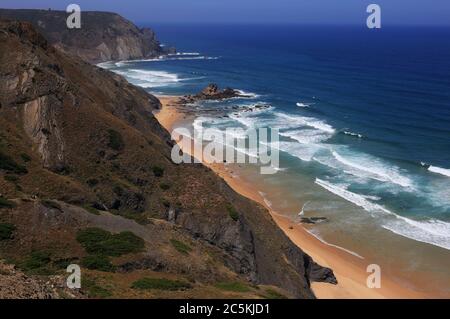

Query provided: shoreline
[154,95,428,299]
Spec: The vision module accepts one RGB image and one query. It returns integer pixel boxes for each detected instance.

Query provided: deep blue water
[101,25,450,251]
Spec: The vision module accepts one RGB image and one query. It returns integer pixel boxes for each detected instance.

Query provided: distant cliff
[0,9,173,63]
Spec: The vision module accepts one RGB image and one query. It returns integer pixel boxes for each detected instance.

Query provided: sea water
[100,24,450,294]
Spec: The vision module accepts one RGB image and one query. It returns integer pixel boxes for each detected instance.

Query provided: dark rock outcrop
[181,83,251,103]
[300,217,329,224]
[0,9,171,63]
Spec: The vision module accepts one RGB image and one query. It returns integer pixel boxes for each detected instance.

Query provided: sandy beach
[154,95,429,299]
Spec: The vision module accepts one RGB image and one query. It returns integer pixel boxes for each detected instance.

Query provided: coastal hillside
[0,20,335,298]
[0,9,172,63]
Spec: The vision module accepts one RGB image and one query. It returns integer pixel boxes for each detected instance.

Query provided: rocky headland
[0,9,175,63]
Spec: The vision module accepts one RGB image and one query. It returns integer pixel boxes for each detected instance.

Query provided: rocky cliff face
[0,9,172,63]
[0,20,335,299]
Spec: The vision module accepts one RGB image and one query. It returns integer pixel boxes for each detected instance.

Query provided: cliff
[0,9,172,63]
[0,20,335,298]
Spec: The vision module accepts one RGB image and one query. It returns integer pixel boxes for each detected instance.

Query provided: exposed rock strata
[0,9,174,63]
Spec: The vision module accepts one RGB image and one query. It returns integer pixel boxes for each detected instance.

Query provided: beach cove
[155,96,438,298]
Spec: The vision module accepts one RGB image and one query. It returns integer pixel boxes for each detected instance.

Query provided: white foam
[116,55,218,64]
[428,165,450,178]
[114,68,202,88]
[298,201,310,216]
[96,61,115,69]
[228,105,273,128]
[276,113,335,134]
[331,150,413,188]
[168,56,219,61]
[304,228,365,259]
[168,52,201,56]
[315,178,450,250]
[343,131,363,138]
[235,89,260,99]
[279,129,331,144]
[258,192,273,208]
[315,178,388,215]
[272,141,323,162]
[296,102,310,108]
[228,114,255,128]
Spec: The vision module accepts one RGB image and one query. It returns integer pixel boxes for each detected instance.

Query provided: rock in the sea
[183,83,245,102]
[300,217,329,224]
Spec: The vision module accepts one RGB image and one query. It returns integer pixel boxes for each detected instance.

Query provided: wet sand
[154,95,429,299]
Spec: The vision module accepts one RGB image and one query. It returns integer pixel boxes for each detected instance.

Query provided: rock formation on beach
[0,9,175,63]
[0,16,336,299]
[181,83,250,103]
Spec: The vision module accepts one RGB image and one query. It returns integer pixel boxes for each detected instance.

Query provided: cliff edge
[0,20,335,299]
[0,9,172,63]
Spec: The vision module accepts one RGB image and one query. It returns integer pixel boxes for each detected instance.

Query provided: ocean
[99,24,450,293]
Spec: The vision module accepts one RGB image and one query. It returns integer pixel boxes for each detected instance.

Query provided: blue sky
[1,0,450,25]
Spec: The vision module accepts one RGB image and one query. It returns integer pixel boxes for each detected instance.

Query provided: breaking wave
[330,150,413,188]
[343,130,363,138]
[315,178,450,250]
[428,165,450,178]
[296,102,311,108]
[113,69,202,88]
[304,228,365,259]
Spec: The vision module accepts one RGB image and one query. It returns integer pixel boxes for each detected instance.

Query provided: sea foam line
[343,131,363,138]
[315,178,450,250]
[303,228,365,259]
[428,165,450,178]
[331,150,412,188]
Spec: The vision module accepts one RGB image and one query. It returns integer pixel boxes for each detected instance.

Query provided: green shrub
[0,152,28,174]
[54,257,79,269]
[98,232,145,256]
[83,277,112,298]
[215,282,251,292]
[107,129,124,151]
[77,228,144,257]
[87,284,112,298]
[0,197,15,209]
[20,153,31,162]
[76,227,112,251]
[152,166,164,177]
[20,251,52,274]
[170,239,192,255]
[81,255,115,272]
[83,205,100,215]
[159,183,171,190]
[4,175,18,182]
[131,278,191,291]
[226,205,239,221]
[0,223,16,240]
[262,288,288,299]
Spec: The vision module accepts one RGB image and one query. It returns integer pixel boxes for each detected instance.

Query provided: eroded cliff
[0,20,335,299]
[0,9,172,63]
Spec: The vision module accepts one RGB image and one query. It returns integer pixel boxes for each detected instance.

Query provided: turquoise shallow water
[100,25,450,293]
